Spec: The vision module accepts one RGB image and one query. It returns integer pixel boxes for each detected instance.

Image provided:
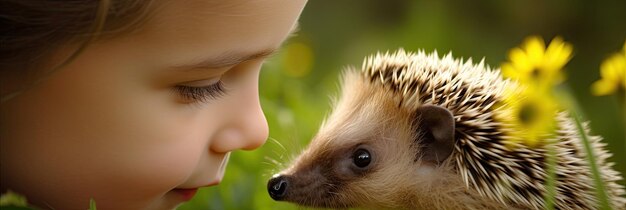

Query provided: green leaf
[0,191,28,207]
[89,198,97,210]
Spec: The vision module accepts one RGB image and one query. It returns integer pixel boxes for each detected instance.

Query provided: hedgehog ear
[415,105,455,165]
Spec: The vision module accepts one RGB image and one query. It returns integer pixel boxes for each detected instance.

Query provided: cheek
[104,117,209,189]
[0,67,215,208]
[78,93,215,199]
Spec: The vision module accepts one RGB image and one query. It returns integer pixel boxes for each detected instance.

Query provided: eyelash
[174,80,227,103]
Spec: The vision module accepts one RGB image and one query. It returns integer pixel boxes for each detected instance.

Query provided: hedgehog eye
[352,149,371,168]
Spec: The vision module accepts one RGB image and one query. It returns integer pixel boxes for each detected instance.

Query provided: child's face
[0,0,306,209]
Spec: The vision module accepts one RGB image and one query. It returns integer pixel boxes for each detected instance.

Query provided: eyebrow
[175,49,278,70]
[174,22,301,71]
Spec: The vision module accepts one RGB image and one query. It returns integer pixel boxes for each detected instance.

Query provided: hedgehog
[266,49,626,210]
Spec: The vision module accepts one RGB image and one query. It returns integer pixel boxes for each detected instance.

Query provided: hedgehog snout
[268,174,289,200]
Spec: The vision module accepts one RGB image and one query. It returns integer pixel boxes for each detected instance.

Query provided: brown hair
[0,0,158,102]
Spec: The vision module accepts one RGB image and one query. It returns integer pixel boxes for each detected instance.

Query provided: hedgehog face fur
[267,49,626,210]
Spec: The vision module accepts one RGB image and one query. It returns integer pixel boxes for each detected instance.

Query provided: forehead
[119,0,305,66]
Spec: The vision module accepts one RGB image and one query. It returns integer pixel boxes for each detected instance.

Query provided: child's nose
[209,86,269,153]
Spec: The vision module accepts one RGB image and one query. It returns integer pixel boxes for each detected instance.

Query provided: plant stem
[543,142,557,210]
[572,112,611,210]
[618,90,626,153]
[555,87,612,210]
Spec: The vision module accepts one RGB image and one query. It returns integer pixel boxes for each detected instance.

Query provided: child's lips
[172,152,230,201]
[172,181,220,201]
[172,188,198,201]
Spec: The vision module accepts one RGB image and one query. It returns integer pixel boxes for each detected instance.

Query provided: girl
[0,0,307,209]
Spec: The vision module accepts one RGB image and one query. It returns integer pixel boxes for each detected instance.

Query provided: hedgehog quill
[267,49,626,210]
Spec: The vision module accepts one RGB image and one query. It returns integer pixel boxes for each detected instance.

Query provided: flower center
[519,103,538,125]
[530,68,540,79]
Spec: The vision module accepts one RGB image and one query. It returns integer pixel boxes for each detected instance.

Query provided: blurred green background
[179,0,626,209]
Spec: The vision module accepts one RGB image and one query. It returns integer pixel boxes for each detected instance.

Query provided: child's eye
[174,80,227,103]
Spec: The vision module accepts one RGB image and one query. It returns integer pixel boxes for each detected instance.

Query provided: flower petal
[601,54,625,81]
[509,48,533,71]
[524,36,546,65]
[592,80,617,96]
[544,37,573,71]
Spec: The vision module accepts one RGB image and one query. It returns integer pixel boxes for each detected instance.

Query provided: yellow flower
[501,36,573,88]
[591,42,626,96]
[494,84,558,148]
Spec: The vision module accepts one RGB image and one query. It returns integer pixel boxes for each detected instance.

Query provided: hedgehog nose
[268,174,288,200]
